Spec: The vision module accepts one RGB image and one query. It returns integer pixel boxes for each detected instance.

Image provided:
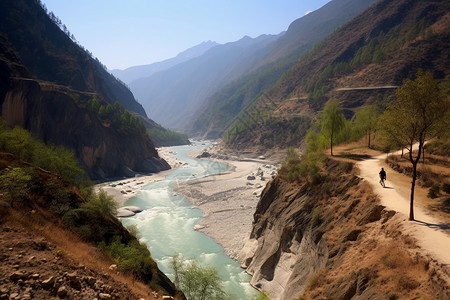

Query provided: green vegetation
[99,237,152,277]
[378,70,449,220]
[352,105,380,148]
[320,100,346,156]
[88,97,146,133]
[170,254,226,300]
[147,127,188,147]
[0,120,84,183]
[0,120,170,292]
[425,139,450,156]
[279,147,325,184]
[81,189,117,218]
[0,166,32,206]
[306,17,434,104]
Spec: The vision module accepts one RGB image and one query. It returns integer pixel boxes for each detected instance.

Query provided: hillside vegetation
[190,0,376,139]
[0,122,183,299]
[225,0,450,154]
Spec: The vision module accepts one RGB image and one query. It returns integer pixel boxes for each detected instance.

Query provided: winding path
[357,154,450,266]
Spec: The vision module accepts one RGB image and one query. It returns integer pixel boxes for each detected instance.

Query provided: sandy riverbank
[175,145,279,263]
[96,142,280,264]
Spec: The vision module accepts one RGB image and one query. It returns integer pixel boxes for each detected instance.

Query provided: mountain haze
[111,40,219,85]
[0,0,170,179]
[225,0,450,153]
[190,0,377,139]
[0,0,146,117]
[130,34,280,129]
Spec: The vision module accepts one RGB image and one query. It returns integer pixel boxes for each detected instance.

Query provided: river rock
[247,175,256,180]
[121,206,142,213]
[116,208,135,218]
[197,151,211,158]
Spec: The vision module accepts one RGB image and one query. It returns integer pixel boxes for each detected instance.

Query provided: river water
[121,142,260,299]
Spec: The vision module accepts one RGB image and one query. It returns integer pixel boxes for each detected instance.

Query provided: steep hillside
[130,34,280,129]
[0,152,183,299]
[241,158,450,299]
[190,0,377,139]
[111,41,218,85]
[226,0,450,153]
[0,0,145,116]
[0,34,169,179]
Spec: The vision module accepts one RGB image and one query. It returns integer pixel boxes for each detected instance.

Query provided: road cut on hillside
[357,153,450,266]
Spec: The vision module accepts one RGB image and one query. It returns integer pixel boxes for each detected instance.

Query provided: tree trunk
[410,161,417,220]
[368,130,371,148]
[330,131,334,156]
[408,140,423,221]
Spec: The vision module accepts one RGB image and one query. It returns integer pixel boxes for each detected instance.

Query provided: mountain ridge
[0,0,170,179]
[224,0,450,154]
[129,33,281,129]
[111,40,219,85]
[190,0,377,139]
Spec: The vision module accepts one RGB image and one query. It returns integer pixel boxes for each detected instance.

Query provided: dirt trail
[357,153,450,266]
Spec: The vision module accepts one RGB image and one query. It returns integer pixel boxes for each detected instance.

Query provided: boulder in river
[116,206,143,218]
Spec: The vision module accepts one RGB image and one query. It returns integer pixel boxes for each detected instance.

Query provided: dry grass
[5,209,159,299]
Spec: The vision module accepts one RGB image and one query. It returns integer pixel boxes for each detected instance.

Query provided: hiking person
[379,167,386,187]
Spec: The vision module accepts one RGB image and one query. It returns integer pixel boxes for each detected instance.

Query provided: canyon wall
[1,77,169,179]
[241,159,449,299]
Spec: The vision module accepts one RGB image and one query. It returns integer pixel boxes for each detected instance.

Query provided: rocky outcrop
[0,0,146,117]
[241,159,450,299]
[0,76,169,179]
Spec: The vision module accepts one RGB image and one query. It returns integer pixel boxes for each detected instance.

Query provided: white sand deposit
[96,143,280,263]
[175,146,279,263]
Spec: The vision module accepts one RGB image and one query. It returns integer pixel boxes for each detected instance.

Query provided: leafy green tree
[0,167,32,206]
[320,100,346,156]
[378,70,449,220]
[170,254,226,300]
[0,127,32,159]
[81,189,117,218]
[90,95,101,112]
[353,105,380,147]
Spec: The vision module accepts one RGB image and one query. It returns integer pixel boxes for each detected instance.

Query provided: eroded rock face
[241,158,450,300]
[1,77,169,179]
[242,178,329,299]
[241,160,378,300]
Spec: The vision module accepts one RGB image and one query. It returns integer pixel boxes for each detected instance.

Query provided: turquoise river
[121,142,260,299]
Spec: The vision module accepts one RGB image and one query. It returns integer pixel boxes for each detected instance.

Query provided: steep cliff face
[0,0,146,116]
[241,159,449,299]
[0,17,169,180]
[1,76,169,179]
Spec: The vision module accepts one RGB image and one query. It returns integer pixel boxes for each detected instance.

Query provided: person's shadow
[413,220,450,230]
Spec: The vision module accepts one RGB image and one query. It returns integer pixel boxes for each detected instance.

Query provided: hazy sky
[41,0,331,70]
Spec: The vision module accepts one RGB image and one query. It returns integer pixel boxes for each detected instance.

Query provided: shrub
[170,254,226,300]
[427,185,440,199]
[442,183,450,194]
[81,189,117,217]
[443,197,450,208]
[0,166,32,206]
[0,121,85,184]
[279,148,324,183]
[311,208,322,226]
[100,237,151,276]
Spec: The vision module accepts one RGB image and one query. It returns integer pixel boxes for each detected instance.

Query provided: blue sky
[41,0,331,70]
